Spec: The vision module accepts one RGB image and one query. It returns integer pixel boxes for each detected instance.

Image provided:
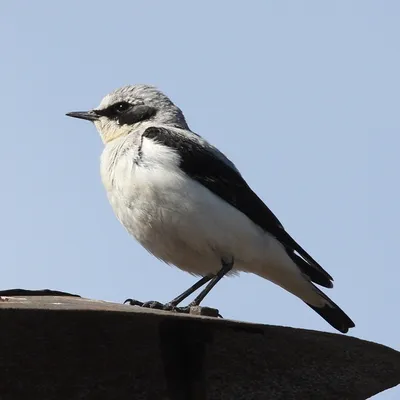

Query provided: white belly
[110,174,271,274]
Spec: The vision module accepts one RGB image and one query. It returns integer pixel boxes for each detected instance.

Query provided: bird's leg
[124,275,213,311]
[186,259,233,308]
[124,259,232,312]
[163,274,214,310]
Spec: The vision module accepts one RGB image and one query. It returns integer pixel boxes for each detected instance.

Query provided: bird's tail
[252,237,354,333]
[256,264,355,333]
[304,285,355,333]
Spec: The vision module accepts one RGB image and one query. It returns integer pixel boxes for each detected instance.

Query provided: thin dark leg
[124,274,213,310]
[165,274,213,308]
[188,260,233,307]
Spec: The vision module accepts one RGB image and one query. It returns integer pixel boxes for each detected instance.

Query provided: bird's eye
[93,102,133,119]
[112,102,131,113]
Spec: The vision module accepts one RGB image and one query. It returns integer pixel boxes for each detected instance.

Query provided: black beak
[66,110,99,122]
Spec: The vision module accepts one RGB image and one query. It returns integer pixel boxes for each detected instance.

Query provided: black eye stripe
[94,102,132,118]
[94,103,157,126]
[117,105,157,126]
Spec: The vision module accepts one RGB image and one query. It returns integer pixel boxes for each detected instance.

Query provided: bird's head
[66,84,189,144]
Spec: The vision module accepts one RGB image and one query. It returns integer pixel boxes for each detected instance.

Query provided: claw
[124,298,143,306]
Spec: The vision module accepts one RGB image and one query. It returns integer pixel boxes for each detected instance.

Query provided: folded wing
[142,126,333,288]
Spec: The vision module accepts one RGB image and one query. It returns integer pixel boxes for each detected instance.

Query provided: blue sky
[1,1,399,397]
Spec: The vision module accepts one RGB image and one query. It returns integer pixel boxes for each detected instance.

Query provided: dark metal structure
[0,290,398,399]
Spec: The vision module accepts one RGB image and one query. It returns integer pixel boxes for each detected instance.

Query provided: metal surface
[0,291,398,399]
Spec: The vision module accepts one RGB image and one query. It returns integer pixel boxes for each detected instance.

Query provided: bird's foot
[124,298,144,306]
[173,306,191,314]
[142,300,165,309]
[124,299,222,317]
[124,299,176,312]
[124,299,164,310]
[162,302,179,311]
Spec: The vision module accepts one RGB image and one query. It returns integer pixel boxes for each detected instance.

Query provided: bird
[66,84,355,333]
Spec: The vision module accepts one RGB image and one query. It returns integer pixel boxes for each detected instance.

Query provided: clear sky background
[1,1,399,398]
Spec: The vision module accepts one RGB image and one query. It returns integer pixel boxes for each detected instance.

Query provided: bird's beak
[66,110,99,122]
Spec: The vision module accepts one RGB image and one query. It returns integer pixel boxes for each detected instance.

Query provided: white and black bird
[67,84,355,333]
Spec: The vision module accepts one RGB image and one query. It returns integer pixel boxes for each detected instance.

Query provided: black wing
[143,127,333,288]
